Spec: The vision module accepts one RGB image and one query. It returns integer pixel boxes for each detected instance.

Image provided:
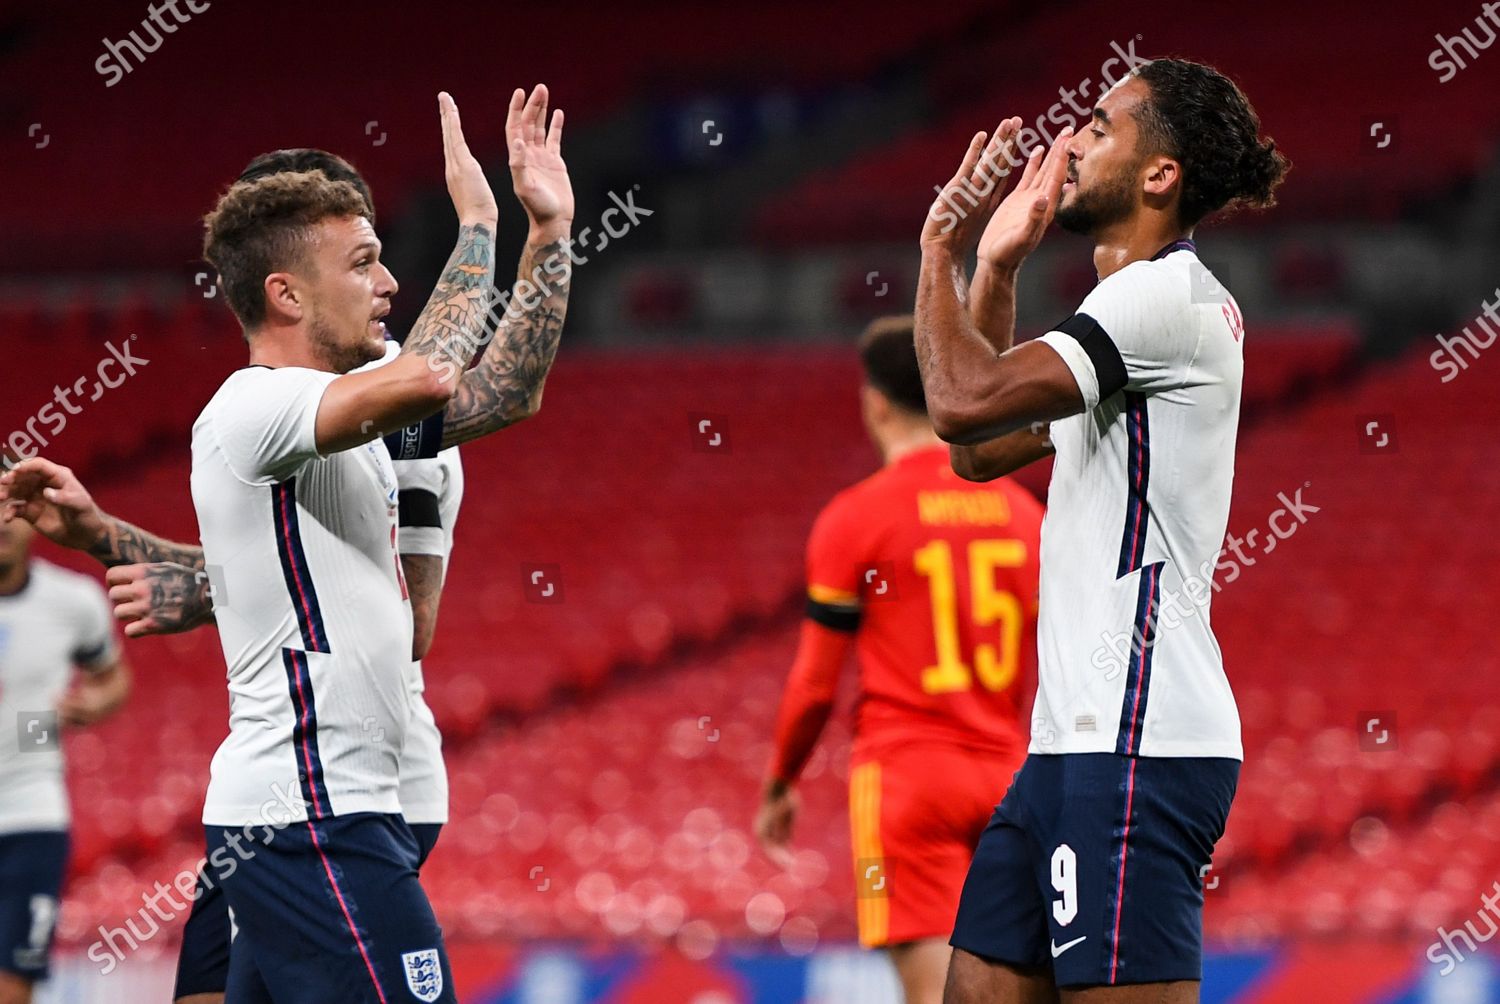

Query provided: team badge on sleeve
[402,948,443,1002]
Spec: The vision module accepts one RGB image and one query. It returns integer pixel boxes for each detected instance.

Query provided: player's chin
[363,320,388,353]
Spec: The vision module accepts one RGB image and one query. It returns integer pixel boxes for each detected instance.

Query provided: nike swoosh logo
[1050,935,1087,958]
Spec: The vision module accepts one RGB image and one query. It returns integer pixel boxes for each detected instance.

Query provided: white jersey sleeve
[393,457,447,559]
[1038,260,1198,409]
[210,367,337,484]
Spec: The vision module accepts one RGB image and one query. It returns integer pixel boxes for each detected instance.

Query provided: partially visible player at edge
[1,85,571,1004]
[913,61,1287,1003]
[755,315,1043,1004]
[0,512,130,1004]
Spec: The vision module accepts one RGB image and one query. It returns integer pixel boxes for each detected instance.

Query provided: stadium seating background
[6,1,1500,1001]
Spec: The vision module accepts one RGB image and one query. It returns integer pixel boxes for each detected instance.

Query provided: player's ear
[860,384,888,425]
[1142,155,1180,201]
[262,272,303,324]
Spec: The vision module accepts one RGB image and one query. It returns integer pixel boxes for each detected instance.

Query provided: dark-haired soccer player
[913,61,1287,1002]
[3,85,572,1004]
[756,315,1042,1004]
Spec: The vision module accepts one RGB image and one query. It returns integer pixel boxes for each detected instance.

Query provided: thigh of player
[207,814,454,1004]
[0,831,68,987]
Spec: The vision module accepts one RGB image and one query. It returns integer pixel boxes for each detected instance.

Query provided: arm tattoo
[141,562,216,632]
[400,223,498,380]
[88,516,205,570]
[441,236,571,447]
[401,553,445,660]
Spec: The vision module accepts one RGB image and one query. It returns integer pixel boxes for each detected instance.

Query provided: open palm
[506,85,573,229]
[976,124,1072,269]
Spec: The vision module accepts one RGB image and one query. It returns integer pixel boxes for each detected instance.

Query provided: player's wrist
[527,218,572,245]
[974,257,1021,285]
[458,212,499,230]
[763,776,793,799]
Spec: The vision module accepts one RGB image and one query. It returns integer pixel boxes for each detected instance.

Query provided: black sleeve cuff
[806,598,861,633]
[383,412,445,461]
[1054,312,1127,401]
[398,489,442,529]
[72,642,108,667]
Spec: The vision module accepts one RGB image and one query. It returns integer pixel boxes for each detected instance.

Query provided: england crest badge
[401,948,443,1002]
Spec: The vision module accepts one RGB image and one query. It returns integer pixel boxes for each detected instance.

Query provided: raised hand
[439,91,499,228]
[976,124,1073,270]
[919,118,1073,271]
[921,117,1024,253]
[0,457,107,552]
[506,85,573,239]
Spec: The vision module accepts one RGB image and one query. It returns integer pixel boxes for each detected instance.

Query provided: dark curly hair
[1131,59,1289,228]
[859,314,927,415]
[236,149,375,225]
[202,171,370,329]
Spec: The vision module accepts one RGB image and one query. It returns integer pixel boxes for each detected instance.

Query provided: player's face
[1056,77,1152,235]
[0,515,34,568]
[301,215,398,374]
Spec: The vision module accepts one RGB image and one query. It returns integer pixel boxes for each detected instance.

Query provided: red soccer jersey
[802,445,1043,763]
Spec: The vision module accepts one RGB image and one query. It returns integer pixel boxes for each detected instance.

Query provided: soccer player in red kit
[755,315,1043,1004]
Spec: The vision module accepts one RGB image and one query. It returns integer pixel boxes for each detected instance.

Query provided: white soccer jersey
[1032,240,1243,759]
[192,366,414,826]
[392,447,463,825]
[0,560,118,834]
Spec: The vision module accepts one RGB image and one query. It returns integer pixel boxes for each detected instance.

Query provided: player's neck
[882,427,944,465]
[0,559,30,596]
[1091,218,1192,279]
[245,327,334,372]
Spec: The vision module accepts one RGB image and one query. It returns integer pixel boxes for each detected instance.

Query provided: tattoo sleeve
[440,236,571,447]
[88,515,205,570]
[399,223,499,382]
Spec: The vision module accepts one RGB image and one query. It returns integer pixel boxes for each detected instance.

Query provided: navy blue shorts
[950,753,1238,988]
[0,831,69,982]
[174,821,443,1000]
[198,814,451,1004]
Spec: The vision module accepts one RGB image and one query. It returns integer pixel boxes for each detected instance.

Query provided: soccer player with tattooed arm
[1,85,572,1004]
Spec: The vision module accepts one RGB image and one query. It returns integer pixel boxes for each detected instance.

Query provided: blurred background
[3,0,1499,1000]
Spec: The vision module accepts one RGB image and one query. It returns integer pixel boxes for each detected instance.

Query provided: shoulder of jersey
[1102,251,1194,302]
[198,365,269,415]
[27,558,104,600]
